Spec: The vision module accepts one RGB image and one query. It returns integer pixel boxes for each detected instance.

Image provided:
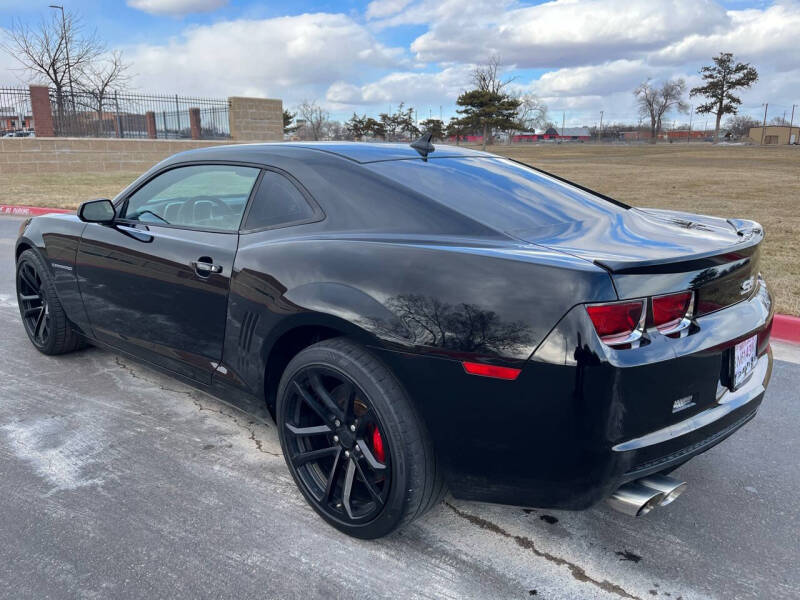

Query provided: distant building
[664,130,710,141]
[621,130,651,141]
[511,127,591,143]
[621,129,712,142]
[748,125,799,145]
[1,112,33,132]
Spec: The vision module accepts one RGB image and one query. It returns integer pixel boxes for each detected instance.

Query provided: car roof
[166,142,494,165]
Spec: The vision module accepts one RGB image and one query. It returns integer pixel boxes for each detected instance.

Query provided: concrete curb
[1,203,799,345]
[1,205,73,217]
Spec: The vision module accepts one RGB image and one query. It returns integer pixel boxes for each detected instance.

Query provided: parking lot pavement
[1,215,798,600]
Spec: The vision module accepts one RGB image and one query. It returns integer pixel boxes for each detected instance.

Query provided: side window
[122,165,260,231]
[243,170,316,230]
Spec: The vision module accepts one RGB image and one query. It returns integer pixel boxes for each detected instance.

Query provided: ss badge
[672,395,696,413]
[740,277,755,295]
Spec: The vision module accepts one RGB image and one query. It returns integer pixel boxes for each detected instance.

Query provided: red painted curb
[773,314,800,344]
[0,205,73,217]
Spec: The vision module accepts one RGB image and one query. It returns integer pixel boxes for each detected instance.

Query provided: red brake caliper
[370,424,385,463]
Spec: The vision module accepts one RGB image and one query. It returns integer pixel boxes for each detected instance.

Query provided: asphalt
[1,215,798,600]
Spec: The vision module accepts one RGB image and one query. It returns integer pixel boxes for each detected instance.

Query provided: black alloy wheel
[282,366,391,523]
[17,258,51,348]
[277,338,445,538]
[16,250,84,355]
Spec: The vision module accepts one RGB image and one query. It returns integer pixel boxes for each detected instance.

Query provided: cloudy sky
[1,0,798,126]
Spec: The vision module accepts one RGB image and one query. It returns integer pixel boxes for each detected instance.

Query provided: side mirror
[78,199,116,224]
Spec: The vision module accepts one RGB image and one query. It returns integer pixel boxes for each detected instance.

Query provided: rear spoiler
[726,218,763,238]
[593,229,763,274]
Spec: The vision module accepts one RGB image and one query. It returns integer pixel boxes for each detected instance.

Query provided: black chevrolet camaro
[15,140,773,538]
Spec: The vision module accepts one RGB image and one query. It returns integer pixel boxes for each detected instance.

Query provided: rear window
[365,157,628,234]
[243,170,316,230]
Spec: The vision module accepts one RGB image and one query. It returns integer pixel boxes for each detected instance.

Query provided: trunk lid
[511,208,763,314]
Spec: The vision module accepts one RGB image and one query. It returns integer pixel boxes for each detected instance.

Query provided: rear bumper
[373,280,774,510]
[616,348,771,482]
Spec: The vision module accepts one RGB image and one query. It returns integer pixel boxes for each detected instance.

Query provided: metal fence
[48,90,231,139]
[0,87,34,136]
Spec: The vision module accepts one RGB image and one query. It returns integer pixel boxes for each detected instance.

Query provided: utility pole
[789,104,796,145]
[562,111,565,137]
[688,105,693,143]
[598,110,604,142]
[49,4,74,109]
[760,103,768,145]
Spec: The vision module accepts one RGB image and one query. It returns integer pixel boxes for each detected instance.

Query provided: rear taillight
[585,300,645,346]
[652,291,694,334]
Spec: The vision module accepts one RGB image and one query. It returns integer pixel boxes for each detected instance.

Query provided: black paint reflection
[365,294,533,356]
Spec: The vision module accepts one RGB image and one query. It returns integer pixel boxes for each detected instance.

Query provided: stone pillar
[145,111,157,139]
[189,108,201,140]
[29,85,55,137]
[228,97,283,141]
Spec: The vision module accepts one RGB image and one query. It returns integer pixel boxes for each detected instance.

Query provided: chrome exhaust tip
[607,482,666,517]
[638,475,687,506]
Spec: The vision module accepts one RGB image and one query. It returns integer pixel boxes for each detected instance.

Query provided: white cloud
[127,0,229,17]
[409,0,730,67]
[326,65,472,108]
[530,60,653,98]
[126,13,404,102]
[366,0,413,20]
[651,2,800,72]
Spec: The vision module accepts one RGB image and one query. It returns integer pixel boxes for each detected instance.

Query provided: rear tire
[16,249,84,355]
[276,338,445,539]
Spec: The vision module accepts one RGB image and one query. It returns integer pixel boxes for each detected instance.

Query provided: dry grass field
[1,171,141,210]
[489,143,800,315]
[1,143,798,314]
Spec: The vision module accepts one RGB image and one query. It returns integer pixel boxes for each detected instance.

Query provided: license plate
[732,335,758,389]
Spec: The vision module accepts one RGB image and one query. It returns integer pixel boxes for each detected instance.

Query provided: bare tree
[724,114,760,139]
[509,92,548,139]
[1,9,104,110]
[77,50,130,120]
[472,55,515,94]
[296,100,330,141]
[634,78,689,143]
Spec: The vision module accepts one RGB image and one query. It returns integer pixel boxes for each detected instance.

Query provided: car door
[76,163,261,383]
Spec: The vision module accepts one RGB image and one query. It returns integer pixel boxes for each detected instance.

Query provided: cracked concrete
[1,215,799,599]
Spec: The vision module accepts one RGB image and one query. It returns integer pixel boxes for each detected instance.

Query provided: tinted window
[122,165,260,231]
[365,157,629,234]
[243,170,315,230]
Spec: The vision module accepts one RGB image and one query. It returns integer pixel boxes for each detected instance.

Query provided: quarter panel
[219,228,616,396]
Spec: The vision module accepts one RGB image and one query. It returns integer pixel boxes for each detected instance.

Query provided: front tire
[16,249,84,355]
[276,338,444,539]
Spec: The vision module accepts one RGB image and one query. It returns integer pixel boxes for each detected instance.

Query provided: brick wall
[229,97,283,141]
[0,138,232,174]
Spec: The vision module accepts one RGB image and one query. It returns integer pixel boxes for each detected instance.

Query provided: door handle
[192,260,223,275]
